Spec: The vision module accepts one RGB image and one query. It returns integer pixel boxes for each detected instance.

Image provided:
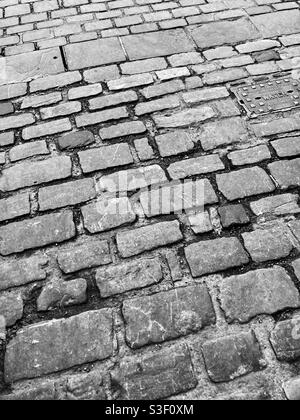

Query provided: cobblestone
[1,0,300,400]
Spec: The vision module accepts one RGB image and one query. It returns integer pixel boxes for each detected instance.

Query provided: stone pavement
[1,0,300,401]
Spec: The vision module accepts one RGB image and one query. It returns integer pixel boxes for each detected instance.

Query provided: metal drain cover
[230,75,300,118]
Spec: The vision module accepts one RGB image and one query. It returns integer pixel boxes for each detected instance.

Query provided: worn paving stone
[189,18,260,49]
[5,309,113,382]
[250,194,300,216]
[0,290,23,327]
[37,278,87,311]
[242,226,294,263]
[122,29,194,60]
[0,193,30,222]
[96,258,162,298]
[0,212,75,255]
[57,240,111,274]
[64,38,126,70]
[220,267,300,323]
[216,167,275,200]
[271,137,300,158]
[153,106,216,128]
[112,344,197,400]
[139,179,218,217]
[219,204,250,228]
[185,237,249,277]
[117,220,183,258]
[167,155,225,179]
[82,197,136,233]
[0,256,48,292]
[123,284,215,348]
[270,316,300,362]
[0,48,64,85]
[251,10,300,37]
[268,159,300,188]
[202,332,266,383]
[39,178,96,211]
[0,156,72,192]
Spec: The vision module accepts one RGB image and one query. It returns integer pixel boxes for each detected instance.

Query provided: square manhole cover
[230,75,300,118]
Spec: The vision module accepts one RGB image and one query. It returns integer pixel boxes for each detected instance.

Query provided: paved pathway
[1,0,300,401]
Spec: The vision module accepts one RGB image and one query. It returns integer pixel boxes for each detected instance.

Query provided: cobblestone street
[1,0,300,401]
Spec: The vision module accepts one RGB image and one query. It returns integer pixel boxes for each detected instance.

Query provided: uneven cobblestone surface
[1,0,300,401]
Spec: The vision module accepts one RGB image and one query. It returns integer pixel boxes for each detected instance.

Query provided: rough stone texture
[0,156,72,192]
[2,0,300,401]
[219,204,250,228]
[117,221,183,258]
[57,240,111,274]
[270,317,300,362]
[268,159,300,188]
[284,377,300,400]
[0,256,48,291]
[139,179,218,217]
[250,194,300,216]
[216,167,275,200]
[0,212,75,255]
[220,267,300,323]
[202,332,266,383]
[96,258,162,297]
[199,117,249,151]
[0,290,23,327]
[113,344,197,400]
[82,197,136,233]
[5,309,113,382]
[58,131,94,150]
[242,226,294,263]
[123,284,215,348]
[189,18,260,49]
[185,237,249,277]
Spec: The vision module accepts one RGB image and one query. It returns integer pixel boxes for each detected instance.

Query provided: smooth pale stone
[63,38,126,70]
[0,48,64,86]
[121,29,194,61]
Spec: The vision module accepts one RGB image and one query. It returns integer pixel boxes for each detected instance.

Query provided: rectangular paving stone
[0,211,75,255]
[117,220,183,258]
[185,237,249,277]
[58,240,112,274]
[78,143,133,174]
[220,267,300,323]
[96,257,162,298]
[89,91,138,110]
[39,178,96,211]
[23,118,72,140]
[251,10,300,37]
[0,48,64,85]
[0,193,30,222]
[0,156,72,192]
[82,197,136,233]
[75,107,128,128]
[139,179,218,217]
[0,113,35,131]
[202,332,265,383]
[167,155,225,179]
[189,18,260,49]
[268,158,300,188]
[121,29,194,60]
[242,226,294,263]
[99,121,146,140]
[113,344,197,400]
[0,256,48,292]
[5,309,113,382]
[0,290,24,327]
[98,165,167,193]
[10,140,49,162]
[250,194,300,217]
[251,115,300,137]
[63,38,126,70]
[123,284,215,348]
[216,167,275,200]
[271,137,300,158]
